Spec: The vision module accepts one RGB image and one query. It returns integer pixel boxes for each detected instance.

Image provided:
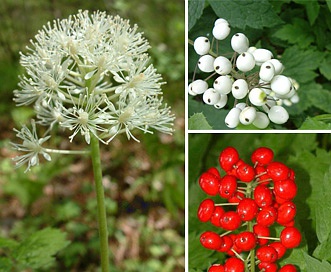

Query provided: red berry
[254,184,273,207]
[277,201,296,225]
[200,231,222,250]
[256,245,278,263]
[235,231,257,251]
[224,257,245,272]
[219,147,240,171]
[269,241,287,259]
[219,211,241,231]
[210,206,225,227]
[274,179,297,200]
[207,167,222,178]
[219,175,237,199]
[251,147,274,166]
[236,163,255,182]
[237,198,258,221]
[217,235,233,252]
[279,264,297,272]
[257,206,277,227]
[255,165,270,184]
[208,264,225,272]
[199,172,220,195]
[228,191,245,204]
[197,199,215,222]
[253,224,270,246]
[258,262,278,272]
[267,161,289,181]
[280,227,301,248]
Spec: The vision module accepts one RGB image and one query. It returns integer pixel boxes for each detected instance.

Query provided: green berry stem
[90,134,110,272]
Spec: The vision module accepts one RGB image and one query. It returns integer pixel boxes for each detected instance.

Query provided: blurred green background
[0,0,184,271]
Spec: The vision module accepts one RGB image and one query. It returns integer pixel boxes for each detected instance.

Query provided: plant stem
[90,134,110,272]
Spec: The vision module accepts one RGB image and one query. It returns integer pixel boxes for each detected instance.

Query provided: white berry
[253,48,273,66]
[203,88,220,105]
[214,18,228,25]
[231,33,249,54]
[268,105,289,124]
[236,52,256,72]
[249,88,267,106]
[270,75,292,95]
[269,59,284,75]
[213,22,231,40]
[214,56,232,75]
[259,61,275,82]
[188,83,196,96]
[198,55,215,72]
[239,106,257,125]
[190,79,208,95]
[232,79,249,99]
[214,94,228,109]
[253,112,270,129]
[194,36,211,55]
[225,107,241,128]
[235,102,247,110]
[213,75,232,94]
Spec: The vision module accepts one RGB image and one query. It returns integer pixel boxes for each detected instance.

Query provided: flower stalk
[90,134,110,272]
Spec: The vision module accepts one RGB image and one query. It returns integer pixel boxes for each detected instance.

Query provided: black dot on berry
[235,86,239,89]
[205,39,208,42]
[245,118,249,122]
[208,99,211,103]
[266,66,271,69]
[216,66,220,70]
[215,81,218,84]
[235,34,239,36]
[198,61,201,64]
[242,53,246,57]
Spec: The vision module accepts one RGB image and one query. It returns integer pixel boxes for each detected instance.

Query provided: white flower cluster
[189,18,299,129]
[12,10,174,171]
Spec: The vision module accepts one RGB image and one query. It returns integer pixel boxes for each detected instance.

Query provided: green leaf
[320,53,331,80]
[305,0,320,25]
[304,253,331,271]
[281,46,325,83]
[314,232,331,261]
[208,0,282,29]
[188,113,212,130]
[188,96,230,130]
[273,18,314,48]
[315,167,331,243]
[326,0,331,12]
[188,0,205,31]
[0,257,12,272]
[0,237,19,250]
[299,116,331,130]
[13,228,70,269]
[305,83,331,114]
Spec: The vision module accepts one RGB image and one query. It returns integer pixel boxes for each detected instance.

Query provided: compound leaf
[188,0,205,31]
[13,228,70,269]
[208,0,282,29]
[304,253,331,272]
[189,113,212,130]
[273,18,314,48]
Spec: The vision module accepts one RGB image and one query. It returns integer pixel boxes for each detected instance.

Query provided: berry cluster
[189,18,300,129]
[197,147,301,272]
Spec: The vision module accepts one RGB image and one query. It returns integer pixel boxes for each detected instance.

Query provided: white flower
[11,120,51,172]
[59,91,109,144]
[12,10,175,171]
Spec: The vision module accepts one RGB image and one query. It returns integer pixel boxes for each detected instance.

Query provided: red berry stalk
[197,147,301,272]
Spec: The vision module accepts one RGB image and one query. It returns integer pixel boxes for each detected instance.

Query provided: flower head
[13,10,174,146]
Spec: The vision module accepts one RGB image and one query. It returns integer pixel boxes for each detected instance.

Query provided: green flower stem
[90,134,110,272]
